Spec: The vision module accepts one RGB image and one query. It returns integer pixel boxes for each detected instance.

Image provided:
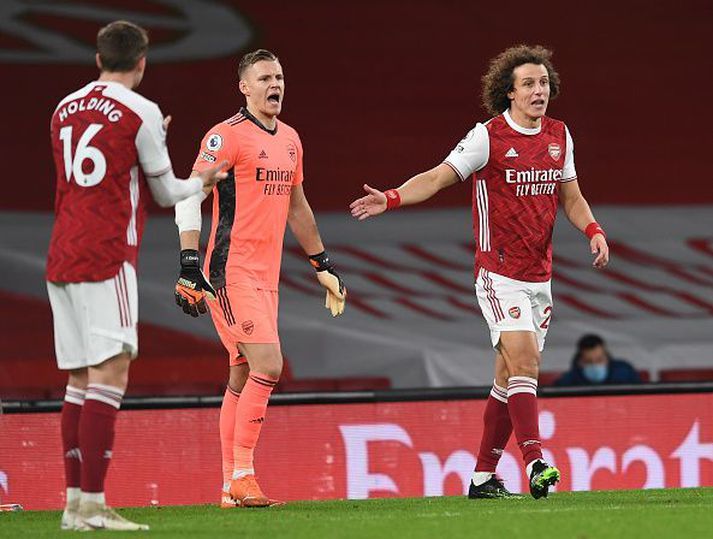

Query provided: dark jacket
[554,357,642,386]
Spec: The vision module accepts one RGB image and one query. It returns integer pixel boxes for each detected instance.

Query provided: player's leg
[228,341,281,507]
[217,285,281,507]
[47,281,91,529]
[219,361,248,507]
[469,352,518,498]
[81,351,131,505]
[60,368,87,528]
[73,263,148,530]
[471,270,520,498]
[474,270,558,498]
[498,330,559,498]
[79,352,150,530]
[208,294,252,507]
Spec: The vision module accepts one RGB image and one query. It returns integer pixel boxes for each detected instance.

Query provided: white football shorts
[475,268,553,352]
[47,262,138,370]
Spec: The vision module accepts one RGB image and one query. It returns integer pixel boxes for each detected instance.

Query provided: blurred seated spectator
[555,334,642,386]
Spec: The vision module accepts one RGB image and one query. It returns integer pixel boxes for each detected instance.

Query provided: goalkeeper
[173,49,346,508]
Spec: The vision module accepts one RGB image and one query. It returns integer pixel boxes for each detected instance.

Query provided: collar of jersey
[503,109,542,136]
[240,106,278,135]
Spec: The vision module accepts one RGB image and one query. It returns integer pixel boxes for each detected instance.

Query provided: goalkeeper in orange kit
[173,49,346,507]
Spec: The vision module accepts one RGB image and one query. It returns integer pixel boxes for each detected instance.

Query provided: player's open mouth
[532,99,546,107]
[267,93,281,104]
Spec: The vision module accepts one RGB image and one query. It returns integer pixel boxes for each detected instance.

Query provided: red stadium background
[2,392,712,510]
[2,0,713,515]
[2,0,713,213]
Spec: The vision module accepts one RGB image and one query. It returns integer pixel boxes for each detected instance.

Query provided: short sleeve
[292,133,304,186]
[135,103,172,177]
[192,123,238,173]
[561,125,577,182]
[443,123,489,181]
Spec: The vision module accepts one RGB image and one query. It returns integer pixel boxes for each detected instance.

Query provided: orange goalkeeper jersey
[192,107,304,291]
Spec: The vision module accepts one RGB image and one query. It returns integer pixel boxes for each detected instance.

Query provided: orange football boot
[229,475,270,508]
[221,490,285,508]
[220,491,238,509]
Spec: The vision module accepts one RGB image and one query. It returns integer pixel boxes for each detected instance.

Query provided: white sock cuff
[507,376,538,397]
[66,487,82,504]
[65,386,86,406]
[471,471,494,487]
[232,468,255,480]
[490,381,508,403]
[81,491,106,505]
[85,383,124,409]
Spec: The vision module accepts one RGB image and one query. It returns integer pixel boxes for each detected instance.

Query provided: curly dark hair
[481,45,560,117]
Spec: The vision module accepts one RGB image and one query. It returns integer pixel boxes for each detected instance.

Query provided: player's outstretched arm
[147,160,228,208]
[349,163,459,220]
[288,185,346,317]
[559,180,610,269]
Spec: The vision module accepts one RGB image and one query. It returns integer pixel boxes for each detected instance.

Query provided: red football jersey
[46,81,172,282]
[444,110,577,282]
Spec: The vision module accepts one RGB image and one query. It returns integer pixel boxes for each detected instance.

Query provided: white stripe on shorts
[481,269,505,322]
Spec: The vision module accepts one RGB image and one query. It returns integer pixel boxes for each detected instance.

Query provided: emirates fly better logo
[0,1,253,64]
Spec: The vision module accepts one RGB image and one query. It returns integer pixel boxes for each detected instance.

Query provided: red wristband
[384,189,401,210]
[585,222,606,239]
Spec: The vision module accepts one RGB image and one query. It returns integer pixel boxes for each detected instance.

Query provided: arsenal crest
[548,143,561,160]
[508,306,521,319]
[287,143,297,162]
[241,320,254,335]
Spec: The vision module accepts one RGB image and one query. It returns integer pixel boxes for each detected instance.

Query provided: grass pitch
[2,488,711,538]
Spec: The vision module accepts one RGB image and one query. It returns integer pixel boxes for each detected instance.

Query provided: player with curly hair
[350,44,609,499]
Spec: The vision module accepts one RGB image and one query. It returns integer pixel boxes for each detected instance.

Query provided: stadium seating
[538,370,651,386]
[658,369,713,383]
[277,359,391,392]
[0,292,390,399]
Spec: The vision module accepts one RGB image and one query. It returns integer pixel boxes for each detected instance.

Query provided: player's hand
[199,160,229,195]
[590,234,609,269]
[309,251,347,317]
[175,249,216,317]
[162,115,172,132]
[350,184,387,221]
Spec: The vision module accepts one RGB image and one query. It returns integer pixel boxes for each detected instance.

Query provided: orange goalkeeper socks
[219,386,241,486]
[233,373,278,471]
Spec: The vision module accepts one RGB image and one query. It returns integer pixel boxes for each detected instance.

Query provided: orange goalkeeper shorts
[208,284,280,366]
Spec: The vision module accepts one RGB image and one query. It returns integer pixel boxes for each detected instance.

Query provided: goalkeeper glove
[175,249,216,317]
[309,251,347,317]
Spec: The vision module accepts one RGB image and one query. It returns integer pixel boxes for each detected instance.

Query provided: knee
[228,364,249,392]
[90,354,131,391]
[510,353,541,378]
[67,369,88,390]
[253,354,283,381]
[255,363,282,381]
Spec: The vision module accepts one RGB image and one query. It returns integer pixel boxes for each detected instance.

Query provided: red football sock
[475,382,512,473]
[219,386,241,485]
[507,376,543,467]
[61,386,85,489]
[233,373,278,472]
[79,383,123,493]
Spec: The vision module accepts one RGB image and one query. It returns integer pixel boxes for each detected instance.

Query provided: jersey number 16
[59,124,107,187]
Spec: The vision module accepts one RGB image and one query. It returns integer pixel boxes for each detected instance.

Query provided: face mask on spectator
[582,363,608,383]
